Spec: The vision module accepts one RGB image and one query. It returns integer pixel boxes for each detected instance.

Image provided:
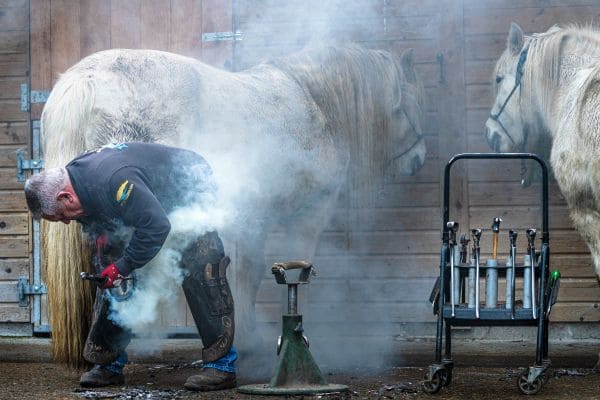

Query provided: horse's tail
[41,68,97,367]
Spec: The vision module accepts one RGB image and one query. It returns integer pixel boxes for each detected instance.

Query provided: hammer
[447,221,459,317]
[471,228,482,318]
[491,217,502,260]
[526,228,537,319]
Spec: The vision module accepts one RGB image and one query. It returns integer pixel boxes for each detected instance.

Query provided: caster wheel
[517,371,544,395]
[442,368,452,387]
[422,370,444,394]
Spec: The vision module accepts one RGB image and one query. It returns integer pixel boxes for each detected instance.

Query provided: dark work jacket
[66,142,215,275]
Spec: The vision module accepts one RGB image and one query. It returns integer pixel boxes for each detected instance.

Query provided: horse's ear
[400,48,417,83]
[508,22,524,55]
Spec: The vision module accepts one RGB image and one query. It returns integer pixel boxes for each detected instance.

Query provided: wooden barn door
[28,0,235,335]
[0,0,35,336]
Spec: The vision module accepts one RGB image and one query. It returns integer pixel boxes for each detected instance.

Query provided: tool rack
[423,153,560,395]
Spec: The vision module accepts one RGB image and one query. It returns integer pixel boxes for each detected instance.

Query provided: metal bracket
[202,31,243,42]
[17,276,47,307]
[16,148,45,182]
[20,84,50,112]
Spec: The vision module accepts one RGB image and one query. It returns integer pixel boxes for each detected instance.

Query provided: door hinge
[16,148,44,182]
[17,277,47,307]
[202,31,243,42]
[20,84,50,112]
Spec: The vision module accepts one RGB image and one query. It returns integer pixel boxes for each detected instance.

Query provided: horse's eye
[495,76,503,84]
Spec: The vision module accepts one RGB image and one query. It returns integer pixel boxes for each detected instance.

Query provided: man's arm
[108,169,171,275]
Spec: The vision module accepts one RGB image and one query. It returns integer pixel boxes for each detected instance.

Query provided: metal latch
[17,276,47,307]
[20,84,50,112]
[16,148,45,182]
[202,31,243,42]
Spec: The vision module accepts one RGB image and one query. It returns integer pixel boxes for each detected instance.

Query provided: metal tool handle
[509,230,517,319]
[471,228,482,318]
[526,228,537,319]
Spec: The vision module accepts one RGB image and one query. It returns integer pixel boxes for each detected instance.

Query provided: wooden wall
[3,0,598,336]
[0,0,30,330]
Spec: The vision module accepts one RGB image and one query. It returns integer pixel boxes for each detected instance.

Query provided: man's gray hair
[24,167,68,219]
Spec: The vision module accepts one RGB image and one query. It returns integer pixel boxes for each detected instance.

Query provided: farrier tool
[447,221,459,317]
[526,228,537,319]
[508,230,518,319]
[470,228,482,318]
[80,271,135,301]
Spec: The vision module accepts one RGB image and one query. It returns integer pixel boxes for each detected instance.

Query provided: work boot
[79,365,125,387]
[184,367,236,391]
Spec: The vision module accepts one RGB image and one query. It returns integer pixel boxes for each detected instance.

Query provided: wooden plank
[0,304,29,322]
[0,168,24,189]
[140,0,170,51]
[308,277,436,303]
[80,0,110,57]
[30,0,51,119]
[349,231,442,255]
[170,0,202,57]
[0,280,18,302]
[0,31,28,53]
[464,0,600,9]
[469,205,575,230]
[464,34,506,62]
[0,145,21,166]
[50,0,81,80]
[0,213,28,235]
[0,122,27,144]
[0,77,22,99]
[466,83,492,109]
[466,109,490,135]
[257,302,436,324]
[110,0,141,49]
[465,60,496,85]
[558,279,600,302]
[0,191,26,211]
[0,52,27,77]
[0,0,27,8]
[464,5,600,36]
[356,207,442,231]
[469,182,566,206]
[309,254,440,279]
[0,4,27,31]
[551,302,600,322]
[0,258,29,280]
[386,0,445,16]
[0,235,28,257]
[376,183,440,208]
[552,254,595,278]
[0,100,26,122]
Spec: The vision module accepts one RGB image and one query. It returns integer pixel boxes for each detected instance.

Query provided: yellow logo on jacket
[116,180,134,206]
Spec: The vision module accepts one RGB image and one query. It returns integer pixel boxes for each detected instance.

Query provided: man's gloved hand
[99,263,125,289]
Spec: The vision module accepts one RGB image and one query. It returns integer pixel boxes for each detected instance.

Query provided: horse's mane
[518,25,600,125]
[268,44,424,206]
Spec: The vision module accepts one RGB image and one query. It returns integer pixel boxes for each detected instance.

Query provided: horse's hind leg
[230,231,268,354]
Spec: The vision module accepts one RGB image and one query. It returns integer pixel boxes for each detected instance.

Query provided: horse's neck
[529,29,600,135]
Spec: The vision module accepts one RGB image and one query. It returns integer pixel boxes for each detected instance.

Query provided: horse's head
[385,48,426,178]
[485,23,530,153]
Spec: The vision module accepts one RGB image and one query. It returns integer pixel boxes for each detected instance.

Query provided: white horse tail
[41,68,97,367]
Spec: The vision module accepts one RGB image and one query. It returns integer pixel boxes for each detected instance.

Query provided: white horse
[41,44,426,365]
[484,23,600,368]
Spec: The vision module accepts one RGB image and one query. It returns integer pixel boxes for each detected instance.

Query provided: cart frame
[424,152,551,395]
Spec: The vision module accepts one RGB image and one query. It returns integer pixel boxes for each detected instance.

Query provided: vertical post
[288,284,298,315]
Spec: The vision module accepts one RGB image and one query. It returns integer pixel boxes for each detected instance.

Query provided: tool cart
[423,153,561,395]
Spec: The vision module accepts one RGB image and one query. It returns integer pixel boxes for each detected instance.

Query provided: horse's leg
[229,230,268,354]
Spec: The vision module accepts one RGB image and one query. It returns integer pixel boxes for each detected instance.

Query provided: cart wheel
[441,368,452,387]
[422,370,444,394]
[517,371,544,395]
